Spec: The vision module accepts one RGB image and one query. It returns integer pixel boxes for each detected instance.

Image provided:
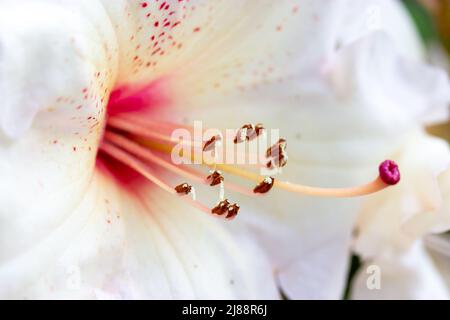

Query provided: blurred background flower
[345,0,450,300]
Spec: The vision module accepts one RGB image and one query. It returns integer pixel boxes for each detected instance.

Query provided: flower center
[97,85,401,221]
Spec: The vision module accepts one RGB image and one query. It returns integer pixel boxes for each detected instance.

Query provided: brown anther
[247,123,266,141]
[266,153,288,169]
[174,183,192,195]
[203,134,222,152]
[226,203,240,220]
[234,123,265,143]
[211,199,231,215]
[233,124,253,144]
[253,177,275,194]
[206,170,224,186]
[266,138,288,168]
[254,123,265,137]
[266,138,287,157]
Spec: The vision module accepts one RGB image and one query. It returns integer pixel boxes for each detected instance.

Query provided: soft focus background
[345,0,450,299]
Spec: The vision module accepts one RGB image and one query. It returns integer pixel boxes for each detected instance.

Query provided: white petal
[0,0,117,138]
[0,1,119,270]
[0,173,278,299]
[351,240,450,300]
[326,32,450,128]
[427,234,450,290]
[165,2,448,168]
[226,169,361,299]
[354,130,450,258]
[176,1,446,300]
[99,0,314,87]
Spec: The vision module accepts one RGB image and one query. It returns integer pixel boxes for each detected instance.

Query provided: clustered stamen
[211,199,240,220]
[100,115,401,222]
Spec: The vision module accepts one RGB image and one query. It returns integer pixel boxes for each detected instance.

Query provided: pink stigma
[379,160,400,185]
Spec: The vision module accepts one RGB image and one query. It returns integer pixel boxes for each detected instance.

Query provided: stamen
[210,199,239,219]
[109,116,266,168]
[266,138,287,157]
[266,138,288,168]
[234,124,251,144]
[104,131,255,196]
[226,203,240,220]
[211,199,231,215]
[203,134,222,152]
[219,181,225,201]
[99,142,211,215]
[108,116,202,147]
[266,155,288,169]
[253,177,275,194]
[175,182,192,195]
[234,123,265,143]
[207,170,224,186]
[119,113,194,132]
[100,114,401,222]
[253,123,265,138]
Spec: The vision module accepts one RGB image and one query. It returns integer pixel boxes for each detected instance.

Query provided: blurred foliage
[403,0,439,45]
[404,0,450,54]
[428,122,450,142]
[343,254,361,299]
[403,0,450,143]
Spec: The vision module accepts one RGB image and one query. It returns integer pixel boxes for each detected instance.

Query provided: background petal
[354,130,450,258]
[0,0,117,278]
[351,240,450,300]
[0,173,278,299]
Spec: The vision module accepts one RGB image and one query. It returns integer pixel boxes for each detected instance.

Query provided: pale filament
[120,113,195,132]
[99,142,211,215]
[108,117,203,148]
[214,163,390,197]
[104,131,256,196]
[110,114,266,168]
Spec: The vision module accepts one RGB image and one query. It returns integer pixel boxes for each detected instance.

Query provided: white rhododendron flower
[0,0,448,299]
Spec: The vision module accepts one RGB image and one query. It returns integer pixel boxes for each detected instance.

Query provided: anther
[253,177,275,194]
[234,123,265,143]
[207,170,224,186]
[234,124,253,144]
[203,134,222,152]
[379,160,400,185]
[266,154,288,169]
[211,199,231,215]
[226,203,240,220]
[254,123,265,137]
[266,138,288,168]
[175,183,192,195]
[266,138,287,158]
